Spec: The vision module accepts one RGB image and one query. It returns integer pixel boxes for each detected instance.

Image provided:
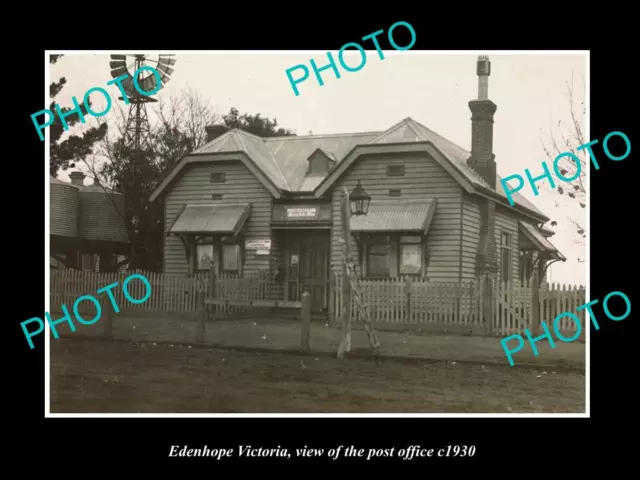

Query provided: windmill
[107,54,176,269]
[108,54,177,154]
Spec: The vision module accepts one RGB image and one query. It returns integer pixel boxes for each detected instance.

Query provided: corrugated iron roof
[519,221,566,261]
[298,175,325,192]
[168,203,251,236]
[174,117,547,219]
[350,199,437,233]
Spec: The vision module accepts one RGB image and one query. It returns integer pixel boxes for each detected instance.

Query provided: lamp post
[338,180,376,360]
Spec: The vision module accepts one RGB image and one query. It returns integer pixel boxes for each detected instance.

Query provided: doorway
[284,231,329,312]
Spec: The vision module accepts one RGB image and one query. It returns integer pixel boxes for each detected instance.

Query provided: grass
[50,337,585,414]
[51,338,585,413]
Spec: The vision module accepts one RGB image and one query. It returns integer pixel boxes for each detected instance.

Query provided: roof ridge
[193,130,235,153]
[264,131,382,141]
[234,130,291,190]
[369,118,411,144]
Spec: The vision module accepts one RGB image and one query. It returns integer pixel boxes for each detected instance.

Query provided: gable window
[389,189,402,196]
[366,236,391,277]
[399,235,422,275]
[210,172,225,183]
[386,165,405,176]
[500,232,512,284]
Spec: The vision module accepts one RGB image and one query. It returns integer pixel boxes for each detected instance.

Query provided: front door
[300,236,328,312]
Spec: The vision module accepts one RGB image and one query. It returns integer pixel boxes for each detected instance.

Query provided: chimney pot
[205,124,230,143]
[69,171,86,186]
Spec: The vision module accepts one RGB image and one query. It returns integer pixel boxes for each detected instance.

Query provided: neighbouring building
[50,171,129,271]
[149,56,565,313]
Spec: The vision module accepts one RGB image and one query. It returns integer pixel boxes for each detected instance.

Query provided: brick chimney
[467,55,497,189]
[69,171,85,186]
[205,124,230,143]
[468,56,499,276]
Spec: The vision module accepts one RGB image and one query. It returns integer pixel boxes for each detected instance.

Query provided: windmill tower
[108,54,177,154]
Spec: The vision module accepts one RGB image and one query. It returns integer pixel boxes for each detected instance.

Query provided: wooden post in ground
[301,291,311,351]
[405,277,413,323]
[327,271,335,326]
[102,295,112,338]
[195,290,206,344]
[337,188,352,359]
[531,269,541,336]
[483,275,494,336]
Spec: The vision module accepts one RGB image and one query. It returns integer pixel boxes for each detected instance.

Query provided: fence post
[531,270,541,336]
[405,277,412,323]
[102,295,112,338]
[195,290,206,344]
[301,291,311,351]
[328,272,335,327]
[483,275,494,336]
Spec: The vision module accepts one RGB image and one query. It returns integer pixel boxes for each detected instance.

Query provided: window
[81,254,95,271]
[221,244,240,273]
[364,234,424,277]
[386,165,405,176]
[389,189,402,196]
[195,239,242,274]
[196,244,214,272]
[366,236,391,277]
[210,172,225,183]
[399,235,422,275]
[500,232,512,284]
[212,193,223,200]
[519,251,534,283]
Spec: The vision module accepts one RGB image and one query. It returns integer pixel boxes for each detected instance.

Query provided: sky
[48,51,587,285]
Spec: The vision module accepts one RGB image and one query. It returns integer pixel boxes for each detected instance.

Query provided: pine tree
[47,54,108,177]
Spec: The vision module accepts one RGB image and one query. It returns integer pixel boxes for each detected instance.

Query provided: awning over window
[519,221,566,261]
[350,199,437,233]
[168,203,251,236]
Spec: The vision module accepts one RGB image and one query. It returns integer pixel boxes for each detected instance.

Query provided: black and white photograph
[44,51,588,415]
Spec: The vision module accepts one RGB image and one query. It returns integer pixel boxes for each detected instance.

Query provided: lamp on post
[349,180,371,216]
[337,180,371,359]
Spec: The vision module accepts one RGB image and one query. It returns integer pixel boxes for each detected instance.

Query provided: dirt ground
[50,337,586,414]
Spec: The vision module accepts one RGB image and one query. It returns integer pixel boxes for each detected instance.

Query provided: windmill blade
[121,76,136,96]
[158,55,177,66]
[156,55,177,85]
[140,74,159,93]
[110,54,127,61]
[156,63,175,77]
[110,66,129,79]
[110,60,126,70]
[156,71,171,86]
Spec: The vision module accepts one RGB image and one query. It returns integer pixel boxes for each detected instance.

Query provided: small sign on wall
[256,249,270,255]
[286,207,317,218]
[245,239,271,250]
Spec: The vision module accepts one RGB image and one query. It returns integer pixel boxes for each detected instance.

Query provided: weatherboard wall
[163,160,273,276]
[330,151,463,282]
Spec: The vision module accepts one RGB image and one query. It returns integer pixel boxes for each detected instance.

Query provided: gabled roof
[149,117,548,221]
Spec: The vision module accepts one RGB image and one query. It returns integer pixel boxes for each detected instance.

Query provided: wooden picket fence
[49,269,207,314]
[49,269,586,338]
[205,270,272,316]
[332,273,586,336]
[49,268,272,316]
